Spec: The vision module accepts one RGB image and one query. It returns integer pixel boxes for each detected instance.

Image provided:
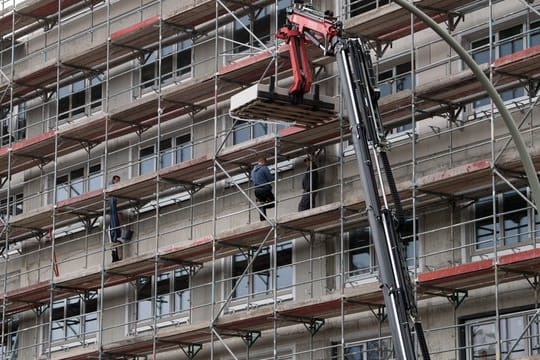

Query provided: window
[349,227,375,277]
[347,219,419,280]
[232,120,268,145]
[136,269,190,325]
[332,338,393,359]
[232,242,292,299]
[0,319,18,358]
[57,79,102,120]
[529,21,540,47]
[471,24,530,109]
[0,193,23,220]
[378,62,411,98]
[378,62,413,134]
[0,102,26,145]
[55,164,102,202]
[138,134,193,175]
[474,189,534,250]
[232,1,291,54]
[49,295,97,344]
[463,309,540,359]
[140,39,193,90]
[349,0,390,17]
[233,9,271,53]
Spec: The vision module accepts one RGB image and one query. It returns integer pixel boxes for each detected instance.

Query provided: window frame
[54,163,103,203]
[462,308,540,359]
[46,294,98,350]
[331,337,394,359]
[469,21,540,110]
[231,242,293,301]
[134,269,191,332]
[473,188,536,252]
[349,0,391,18]
[140,39,193,91]
[345,218,420,284]
[57,78,102,121]
[232,119,269,145]
[0,319,18,359]
[138,133,193,176]
[0,192,23,220]
[231,0,291,55]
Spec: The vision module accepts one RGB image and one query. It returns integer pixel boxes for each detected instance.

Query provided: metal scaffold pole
[98,0,112,358]
[0,0,16,358]
[210,1,219,359]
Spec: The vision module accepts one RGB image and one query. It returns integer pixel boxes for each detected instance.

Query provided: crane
[276,3,430,359]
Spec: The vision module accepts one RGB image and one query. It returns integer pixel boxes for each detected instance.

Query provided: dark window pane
[530,21,540,47]
[277,243,292,290]
[349,228,371,275]
[161,54,173,82]
[58,97,70,120]
[232,253,249,298]
[350,0,389,17]
[499,25,523,57]
[177,48,191,77]
[141,61,155,89]
[233,15,250,53]
[476,196,499,249]
[71,90,86,116]
[90,81,102,108]
[253,122,267,138]
[502,190,528,245]
[472,37,491,65]
[233,121,250,144]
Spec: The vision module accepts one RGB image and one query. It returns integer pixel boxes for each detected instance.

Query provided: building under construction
[0,0,539,359]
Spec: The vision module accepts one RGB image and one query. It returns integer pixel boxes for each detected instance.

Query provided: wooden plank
[344,0,484,40]
[416,160,491,195]
[229,83,337,126]
[417,259,494,292]
[499,248,540,274]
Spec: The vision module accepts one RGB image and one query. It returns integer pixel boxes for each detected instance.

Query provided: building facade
[0,0,538,359]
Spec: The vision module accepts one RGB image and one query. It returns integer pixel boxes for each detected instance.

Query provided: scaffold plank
[0,130,53,174]
[1,280,73,315]
[4,2,279,107]
[416,160,491,196]
[498,248,540,275]
[159,155,214,185]
[62,286,382,359]
[0,0,102,37]
[165,0,274,31]
[107,173,160,201]
[56,189,103,216]
[380,44,540,126]
[417,259,495,292]
[216,120,348,169]
[344,0,483,41]
[417,247,540,296]
[493,45,540,77]
[10,205,58,231]
[159,235,216,264]
[378,64,491,127]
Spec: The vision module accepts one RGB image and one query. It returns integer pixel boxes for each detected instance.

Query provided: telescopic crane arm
[277,4,430,360]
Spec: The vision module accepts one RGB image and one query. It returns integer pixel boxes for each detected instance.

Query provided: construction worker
[109,175,122,262]
[251,157,275,221]
[298,157,319,211]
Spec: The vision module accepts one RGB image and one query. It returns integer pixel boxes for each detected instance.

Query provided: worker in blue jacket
[251,157,275,221]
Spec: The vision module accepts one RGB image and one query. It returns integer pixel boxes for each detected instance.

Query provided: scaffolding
[0,0,538,359]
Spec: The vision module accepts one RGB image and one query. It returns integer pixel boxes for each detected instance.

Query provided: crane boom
[277,3,430,359]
